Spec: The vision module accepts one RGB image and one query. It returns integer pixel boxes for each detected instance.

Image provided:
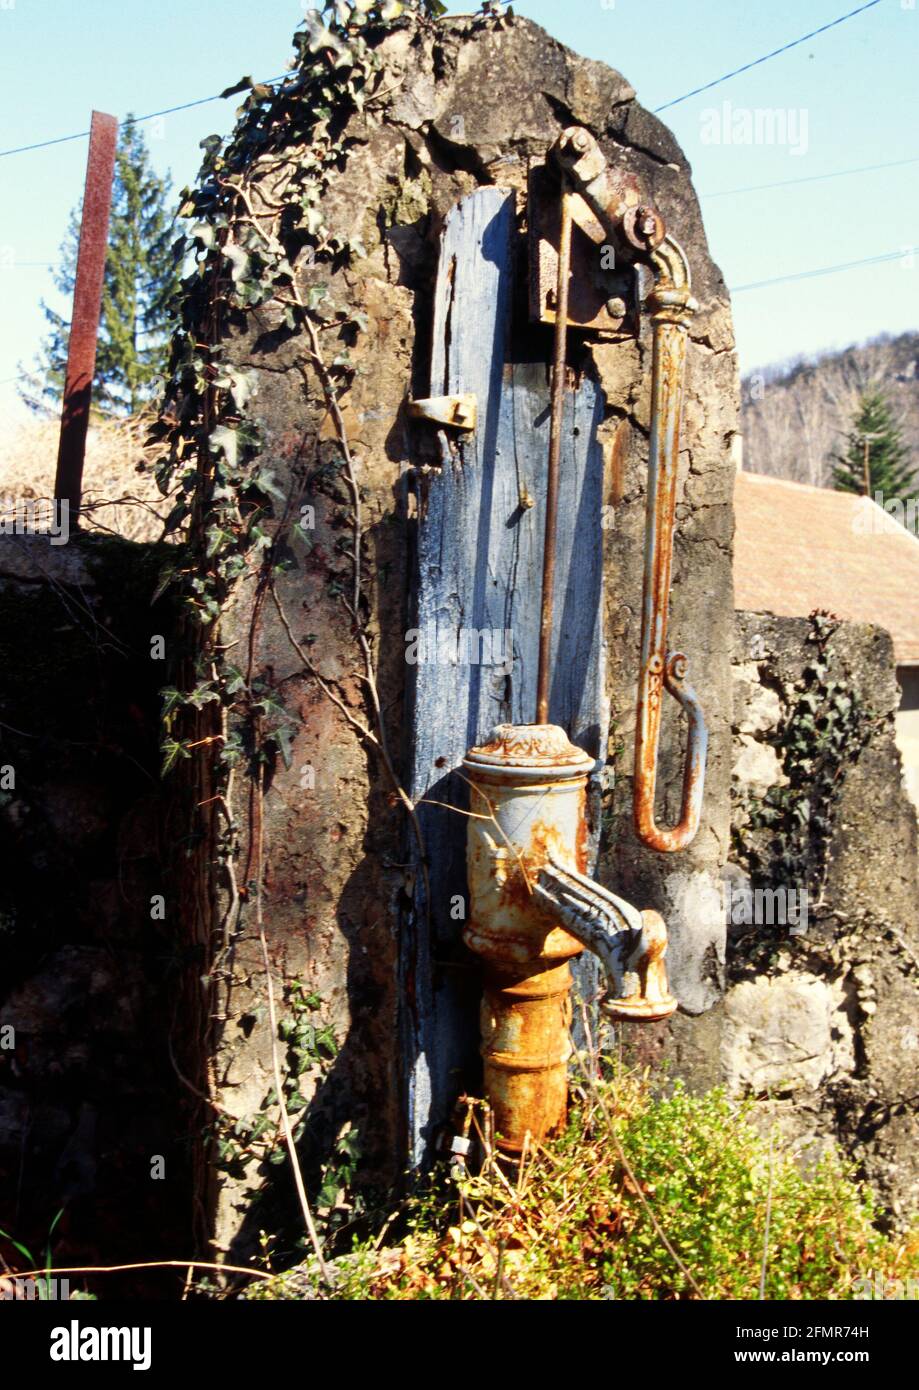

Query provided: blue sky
[0,0,916,424]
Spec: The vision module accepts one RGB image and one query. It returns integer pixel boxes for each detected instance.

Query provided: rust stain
[575,802,589,875]
[608,418,628,507]
[633,290,708,853]
[480,960,574,1153]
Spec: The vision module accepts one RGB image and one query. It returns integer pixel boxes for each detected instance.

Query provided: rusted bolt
[639,207,658,237]
[622,203,665,252]
[519,484,535,510]
[569,128,591,154]
[606,296,627,318]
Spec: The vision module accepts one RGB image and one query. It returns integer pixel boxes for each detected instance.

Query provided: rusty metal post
[535,187,573,725]
[633,240,708,853]
[463,724,595,1151]
[462,722,680,1151]
[54,111,118,532]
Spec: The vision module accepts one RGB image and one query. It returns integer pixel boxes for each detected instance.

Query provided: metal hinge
[407,393,477,432]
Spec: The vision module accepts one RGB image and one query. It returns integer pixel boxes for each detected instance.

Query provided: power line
[0,252,909,398]
[119,77,290,132]
[730,248,908,293]
[702,152,919,200]
[0,2,888,161]
[0,128,91,160]
[655,0,883,113]
[0,15,907,321]
[0,73,290,160]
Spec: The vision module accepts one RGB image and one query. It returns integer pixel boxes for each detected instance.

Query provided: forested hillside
[740,331,919,489]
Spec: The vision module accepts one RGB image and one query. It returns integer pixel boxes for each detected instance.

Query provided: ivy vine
[734,612,882,918]
[211,980,364,1262]
[149,0,513,1264]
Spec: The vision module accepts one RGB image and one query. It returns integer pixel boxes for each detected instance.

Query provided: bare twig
[759,1129,775,1300]
[11,1258,274,1284]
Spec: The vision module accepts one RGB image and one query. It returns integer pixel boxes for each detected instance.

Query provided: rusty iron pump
[460,128,708,1153]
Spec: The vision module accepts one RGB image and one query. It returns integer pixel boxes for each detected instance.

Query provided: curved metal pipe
[634,236,708,853]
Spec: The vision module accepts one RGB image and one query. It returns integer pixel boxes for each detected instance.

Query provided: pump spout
[534,855,678,1021]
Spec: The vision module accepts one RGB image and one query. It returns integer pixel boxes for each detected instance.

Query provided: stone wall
[0,535,187,1292]
[1,9,743,1268]
[199,8,738,1256]
[723,612,917,1221]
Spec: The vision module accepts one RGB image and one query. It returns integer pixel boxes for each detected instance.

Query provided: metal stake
[54,110,118,533]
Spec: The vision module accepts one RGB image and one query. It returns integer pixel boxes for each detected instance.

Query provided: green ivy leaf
[189,221,216,249]
[223,243,251,283]
[209,425,239,468]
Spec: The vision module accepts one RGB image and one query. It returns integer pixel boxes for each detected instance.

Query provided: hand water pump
[459,128,708,1152]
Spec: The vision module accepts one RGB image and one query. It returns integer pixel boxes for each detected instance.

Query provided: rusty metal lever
[534,854,677,1020]
[532,127,707,850]
[633,237,708,854]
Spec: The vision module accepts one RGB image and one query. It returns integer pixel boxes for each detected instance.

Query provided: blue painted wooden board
[402,187,607,1164]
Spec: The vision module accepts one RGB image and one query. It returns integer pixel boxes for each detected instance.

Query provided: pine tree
[832,388,914,498]
[19,119,180,418]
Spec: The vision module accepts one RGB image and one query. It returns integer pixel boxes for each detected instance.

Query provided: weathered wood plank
[403,187,607,1163]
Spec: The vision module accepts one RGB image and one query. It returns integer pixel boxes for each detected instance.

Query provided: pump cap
[464,723,595,769]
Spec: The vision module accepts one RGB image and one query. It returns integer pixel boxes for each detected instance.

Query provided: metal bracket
[527,125,668,337]
[407,393,477,432]
[528,164,639,337]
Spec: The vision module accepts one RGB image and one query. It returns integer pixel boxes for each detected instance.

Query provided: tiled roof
[734,471,919,665]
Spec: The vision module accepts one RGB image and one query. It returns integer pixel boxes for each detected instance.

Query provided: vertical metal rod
[638,314,685,713]
[54,110,118,533]
[536,187,573,725]
[633,281,707,853]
